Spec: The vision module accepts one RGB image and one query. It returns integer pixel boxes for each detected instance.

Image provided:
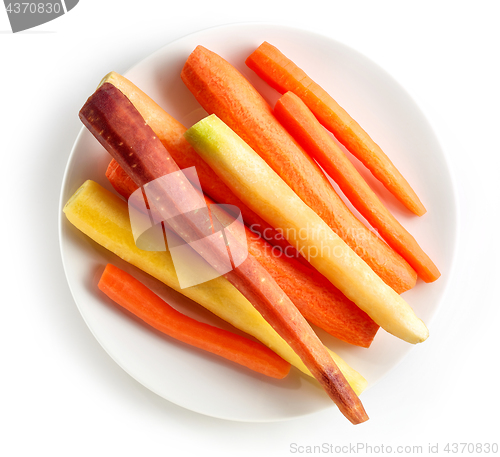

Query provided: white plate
[59,23,458,422]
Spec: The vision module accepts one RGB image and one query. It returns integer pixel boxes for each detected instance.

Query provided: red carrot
[106,158,379,348]
[274,92,440,283]
[181,45,417,294]
[106,156,294,255]
[246,41,427,217]
[98,263,291,379]
[100,71,291,254]
[80,82,369,424]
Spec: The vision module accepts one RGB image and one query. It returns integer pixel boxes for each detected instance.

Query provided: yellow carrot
[185,115,429,345]
[63,179,368,395]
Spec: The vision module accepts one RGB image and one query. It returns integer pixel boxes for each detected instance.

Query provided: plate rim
[58,21,460,422]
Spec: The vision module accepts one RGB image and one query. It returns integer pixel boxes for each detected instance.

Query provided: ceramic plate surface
[59,23,458,422]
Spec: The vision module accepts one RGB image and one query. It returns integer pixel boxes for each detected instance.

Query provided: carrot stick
[185,114,429,346]
[99,72,292,255]
[64,179,369,395]
[246,41,427,217]
[106,157,298,259]
[106,159,137,198]
[181,45,417,294]
[98,263,291,379]
[209,197,380,349]
[275,92,440,283]
[106,152,379,347]
[80,83,369,424]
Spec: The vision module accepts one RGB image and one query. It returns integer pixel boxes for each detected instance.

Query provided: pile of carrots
[66,41,440,424]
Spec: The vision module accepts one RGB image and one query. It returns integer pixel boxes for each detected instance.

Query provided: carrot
[212,199,381,348]
[106,152,379,348]
[181,45,417,294]
[79,82,369,424]
[99,72,292,255]
[106,159,137,198]
[275,92,440,283]
[63,179,369,396]
[245,41,427,217]
[185,114,429,345]
[106,156,296,257]
[98,263,291,379]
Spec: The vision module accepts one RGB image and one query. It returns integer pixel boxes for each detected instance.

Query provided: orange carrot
[275,92,440,283]
[246,41,427,217]
[100,72,291,254]
[106,158,379,348]
[106,159,137,199]
[98,263,291,379]
[246,229,380,347]
[181,45,417,294]
[80,82,368,424]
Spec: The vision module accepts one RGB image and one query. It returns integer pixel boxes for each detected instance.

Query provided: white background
[1,1,499,456]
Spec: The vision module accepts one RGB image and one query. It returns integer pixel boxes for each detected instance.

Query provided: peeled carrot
[98,263,291,379]
[106,159,137,198]
[80,82,368,424]
[99,72,290,254]
[106,142,379,348]
[246,41,427,217]
[106,156,293,255]
[181,45,417,294]
[241,225,380,348]
[275,92,440,283]
[107,154,379,347]
[185,114,428,346]
[64,179,368,395]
